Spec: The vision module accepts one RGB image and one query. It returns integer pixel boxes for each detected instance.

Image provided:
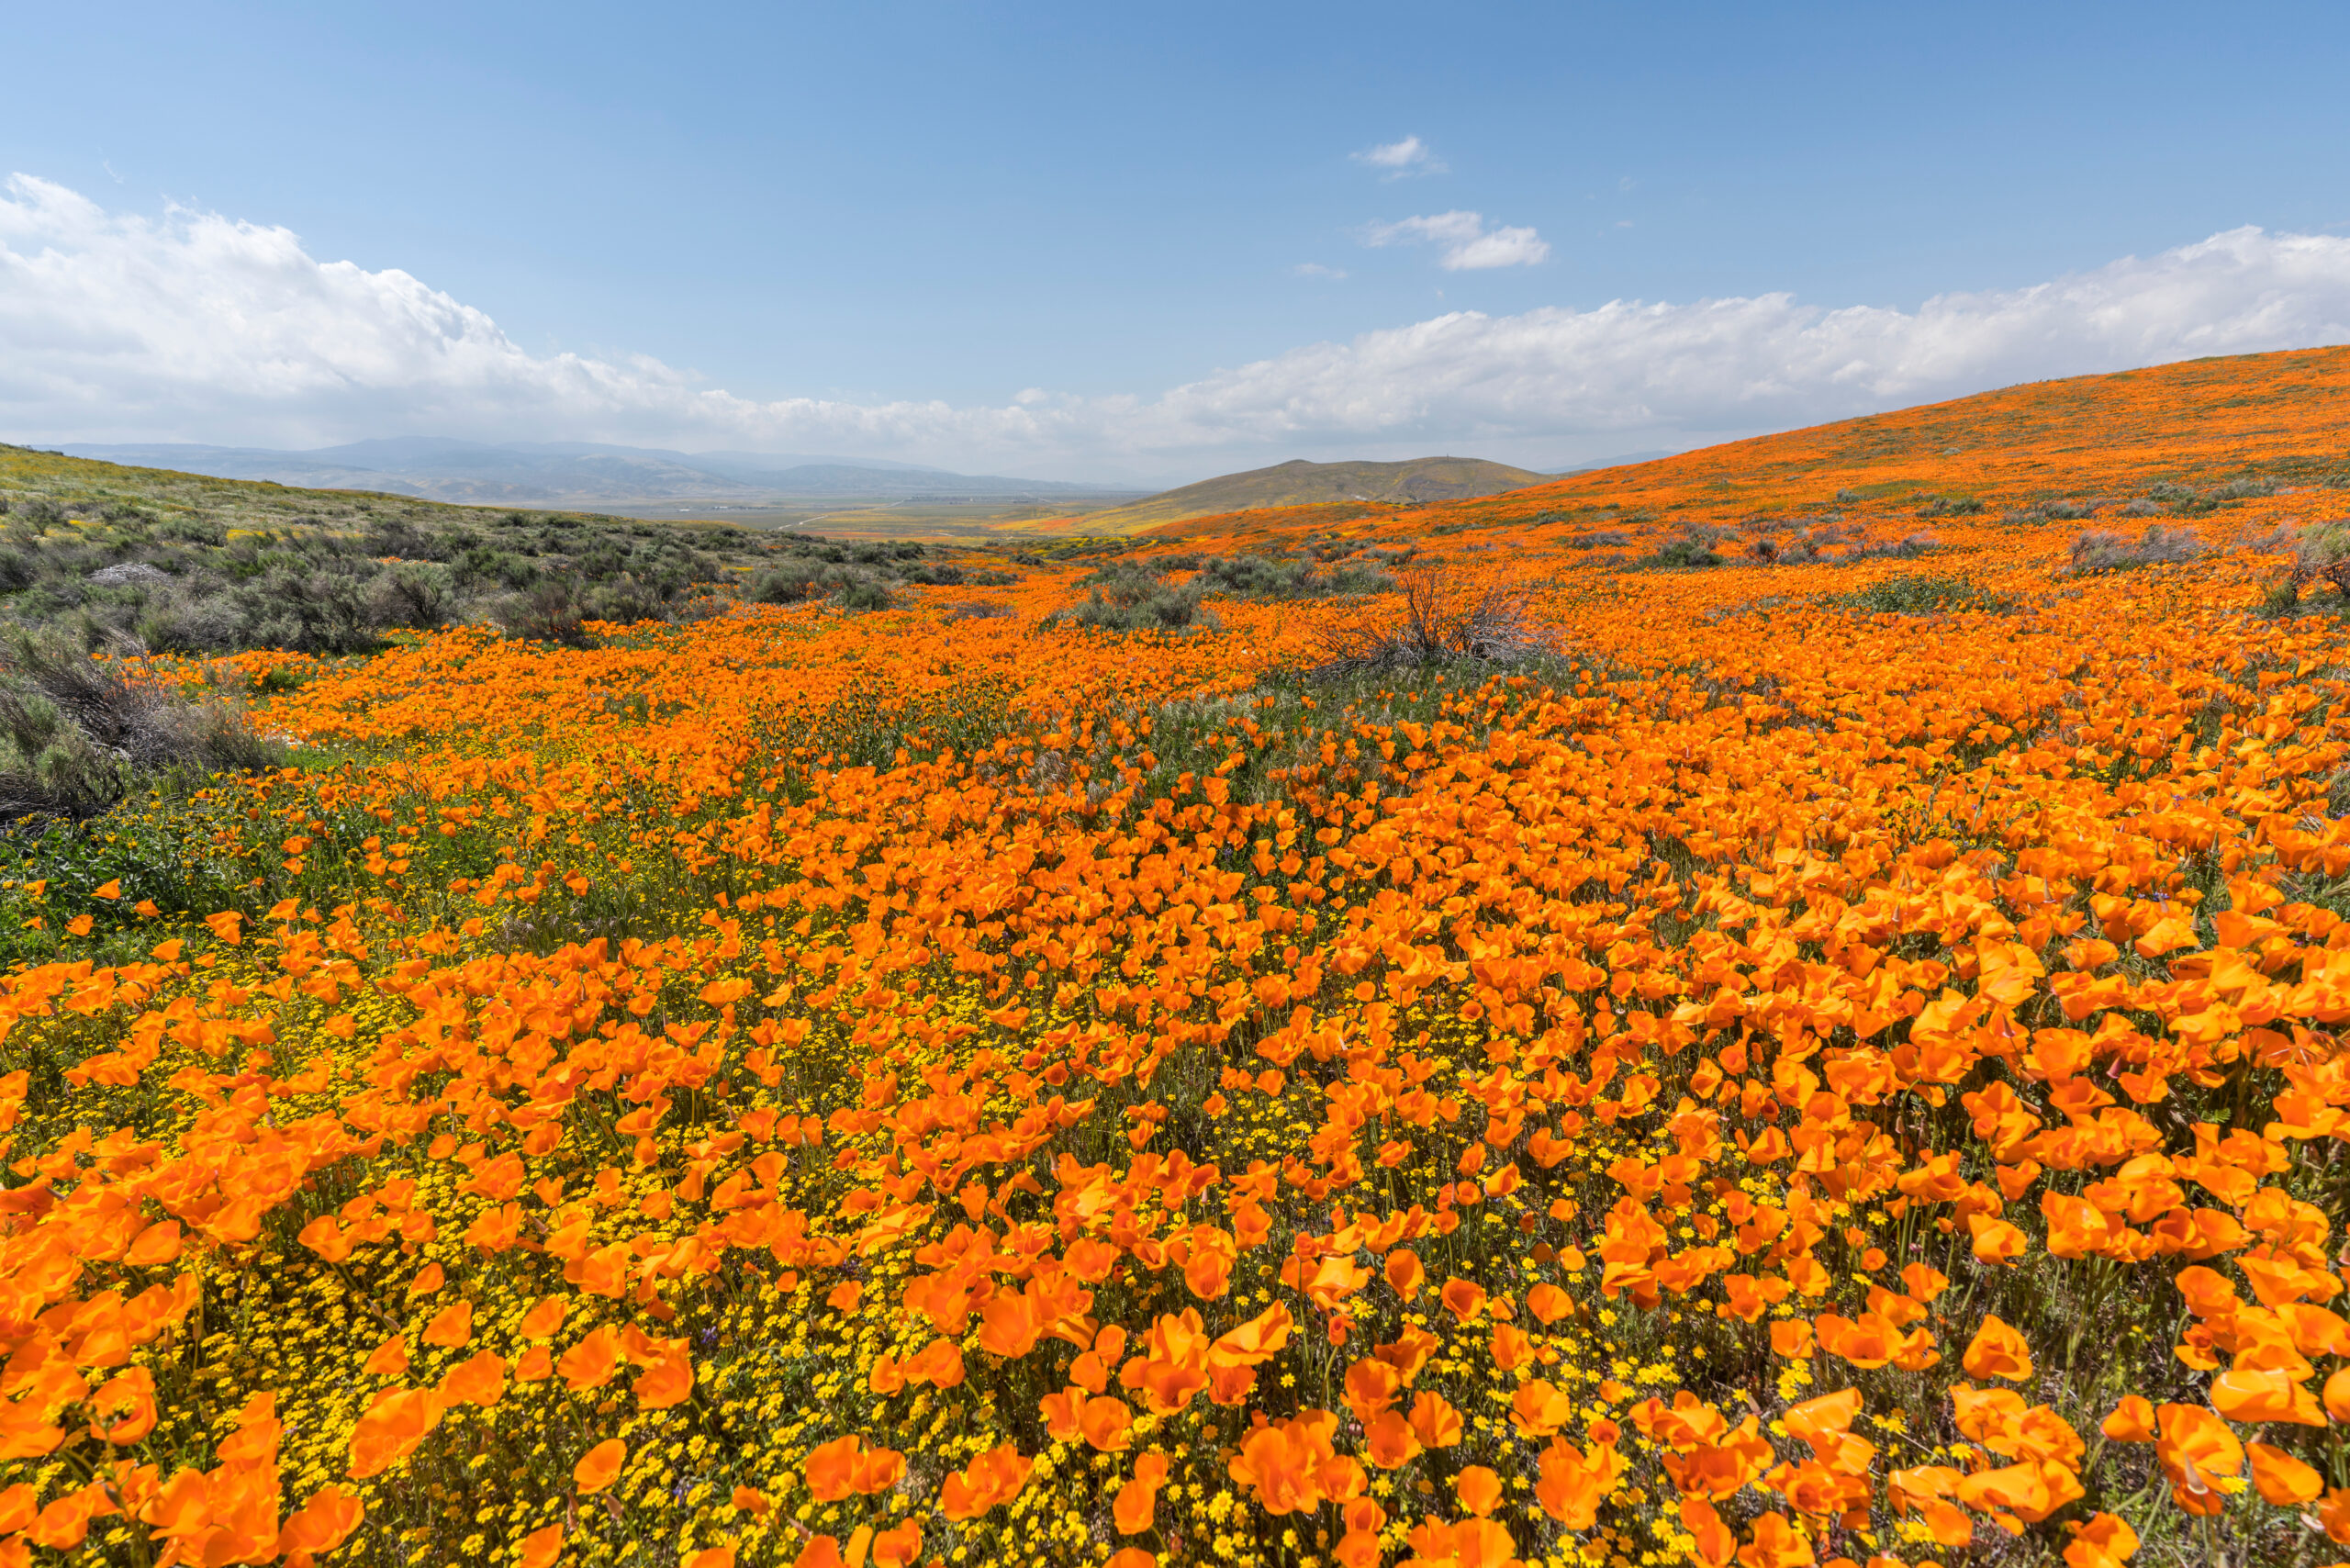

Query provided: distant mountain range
[59,439,1135,506]
[1080,455,1553,531]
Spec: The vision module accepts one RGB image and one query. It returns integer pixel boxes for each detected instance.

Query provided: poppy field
[5,347,2350,1568]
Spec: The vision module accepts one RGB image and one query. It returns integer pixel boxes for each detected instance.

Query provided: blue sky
[6,2,2350,482]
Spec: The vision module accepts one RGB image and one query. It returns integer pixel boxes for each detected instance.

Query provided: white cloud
[1362,210,1482,248]
[1360,210,1550,271]
[6,174,2350,482]
[1292,263,1348,280]
[1351,136,1444,178]
[1444,226,1549,271]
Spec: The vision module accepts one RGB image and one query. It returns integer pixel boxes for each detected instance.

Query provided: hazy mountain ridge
[58,441,1131,505]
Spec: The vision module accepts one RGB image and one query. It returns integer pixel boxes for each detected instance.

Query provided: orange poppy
[1113,1451,1169,1534]
[1079,1394,1133,1452]
[348,1388,441,1479]
[939,1441,1030,1520]
[517,1524,564,1568]
[420,1300,474,1350]
[440,1351,506,1408]
[574,1439,627,1495]
[1960,1315,2032,1382]
[2247,1441,2323,1505]
[2210,1367,2325,1427]
[558,1327,620,1392]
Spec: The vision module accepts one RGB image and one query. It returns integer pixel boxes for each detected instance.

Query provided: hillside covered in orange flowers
[3,346,2350,1568]
[1136,344,2350,549]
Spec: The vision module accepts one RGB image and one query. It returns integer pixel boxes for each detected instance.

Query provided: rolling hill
[1074,455,1550,531]
[1114,346,2350,552]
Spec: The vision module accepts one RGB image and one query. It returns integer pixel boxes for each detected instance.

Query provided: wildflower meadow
[4,348,2350,1568]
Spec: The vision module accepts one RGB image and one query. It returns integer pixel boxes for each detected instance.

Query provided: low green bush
[1837,573,2016,615]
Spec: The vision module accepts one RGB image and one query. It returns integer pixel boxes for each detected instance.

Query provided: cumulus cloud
[1360,210,1550,271]
[1292,262,1348,280]
[1351,136,1444,178]
[6,174,2350,481]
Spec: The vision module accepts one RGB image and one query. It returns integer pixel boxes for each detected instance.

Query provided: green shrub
[1049,572,1216,633]
[1747,522,1857,564]
[1632,525,1729,570]
[1190,553,1397,599]
[1837,573,2015,615]
[493,581,592,646]
[230,568,383,653]
[1917,494,1986,518]
[364,564,454,630]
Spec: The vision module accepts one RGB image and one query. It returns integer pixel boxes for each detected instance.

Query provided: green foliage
[2143,477,2278,516]
[1836,572,2017,615]
[1631,525,1729,570]
[1187,552,1397,599]
[493,582,594,646]
[1047,564,1218,633]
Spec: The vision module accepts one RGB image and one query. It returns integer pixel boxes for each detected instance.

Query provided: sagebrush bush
[493,581,593,646]
[2066,524,2201,574]
[0,471,804,652]
[1841,531,1939,562]
[1050,578,1218,633]
[1189,553,1397,599]
[0,630,281,821]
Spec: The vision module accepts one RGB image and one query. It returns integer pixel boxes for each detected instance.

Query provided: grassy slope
[0,444,1024,655]
[0,443,719,538]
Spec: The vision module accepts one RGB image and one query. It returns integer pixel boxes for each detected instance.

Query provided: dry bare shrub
[1309,563,1550,679]
[2269,518,2350,609]
[1767,521,1855,563]
[0,630,281,822]
[1843,531,1939,561]
[2067,524,2202,575]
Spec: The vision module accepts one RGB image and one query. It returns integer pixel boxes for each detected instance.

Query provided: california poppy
[573,1439,627,1495]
